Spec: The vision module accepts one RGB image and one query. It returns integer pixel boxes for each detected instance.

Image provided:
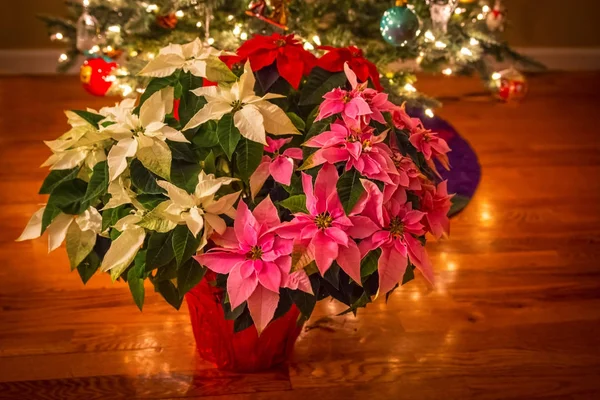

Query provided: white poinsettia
[100,212,146,280]
[156,171,240,240]
[41,111,111,171]
[103,174,143,211]
[97,98,137,121]
[183,61,301,145]
[17,206,102,264]
[103,87,189,181]
[139,38,236,82]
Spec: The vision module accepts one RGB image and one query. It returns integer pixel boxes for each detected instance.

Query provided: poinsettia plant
[18,34,452,332]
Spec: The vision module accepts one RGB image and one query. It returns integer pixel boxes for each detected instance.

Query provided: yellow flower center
[247,245,263,260]
[231,100,244,113]
[315,212,333,230]
[388,216,404,239]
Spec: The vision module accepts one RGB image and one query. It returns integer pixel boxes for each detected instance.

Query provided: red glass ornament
[80,57,117,97]
[186,277,302,372]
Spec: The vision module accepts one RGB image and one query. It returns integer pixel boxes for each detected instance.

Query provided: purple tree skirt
[408,108,482,217]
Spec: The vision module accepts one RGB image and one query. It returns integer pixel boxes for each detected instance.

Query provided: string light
[240,32,248,41]
[425,108,435,118]
[434,41,447,49]
[477,13,484,20]
[460,47,473,56]
[469,38,479,46]
[303,42,314,50]
[491,72,502,80]
[233,25,241,36]
[52,32,64,41]
[90,45,100,53]
[175,10,184,18]
[58,53,68,62]
[147,52,155,59]
[196,21,202,28]
[312,35,321,46]
[403,83,417,93]
[120,84,133,97]
[130,50,138,57]
[227,15,235,21]
[442,68,453,75]
[108,25,121,33]
[424,30,435,41]
[455,8,464,15]
[482,5,491,13]
[146,4,158,13]
[207,38,215,45]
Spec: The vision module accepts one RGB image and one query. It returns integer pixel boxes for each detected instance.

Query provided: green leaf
[138,74,178,108]
[101,205,130,232]
[177,258,206,297]
[278,195,308,214]
[291,290,316,319]
[154,279,182,310]
[172,224,202,266]
[170,161,202,193]
[192,120,219,148]
[299,68,347,106]
[236,138,264,181]
[223,300,246,321]
[168,141,199,163]
[82,161,108,204]
[233,308,254,333]
[360,248,381,278]
[286,112,306,132]
[138,202,177,233]
[217,114,242,160]
[76,251,101,284]
[178,72,206,128]
[338,291,371,316]
[39,167,80,194]
[337,169,364,215]
[136,194,166,211]
[146,231,175,271]
[402,264,416,285]
[127,251,146,311]
[42,179,88,232]
[130,159,165,195]
[71,110,104,129]
[137,139,172,179]
[202,151,216,175]
[324,262,340,290]
[304,115,333,142]
[66,223,97,270]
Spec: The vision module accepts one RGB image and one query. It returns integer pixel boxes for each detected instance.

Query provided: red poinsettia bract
[317,46,383,91]
[236,33,317,89]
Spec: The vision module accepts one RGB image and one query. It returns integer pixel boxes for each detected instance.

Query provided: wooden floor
[1,72,600,399]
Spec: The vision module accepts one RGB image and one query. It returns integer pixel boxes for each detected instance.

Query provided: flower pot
[185,277,302,372]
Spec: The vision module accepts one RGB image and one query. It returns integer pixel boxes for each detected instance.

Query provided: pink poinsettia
[419,180,453,239]
[356,181,435,295]
[276,164,378,283]
[249,137,303,198]
[384,149,423,207]
[302,120,398,184]
[409,126,451,174]
[316,63,393,128]
[391,105,424,134]
[195,197,301,332]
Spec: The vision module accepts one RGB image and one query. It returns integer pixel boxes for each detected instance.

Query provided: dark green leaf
[304,116,333,142]
[361,248,381,278]
[170,161,202,193]
[168,141,199,163]
[235,138,263,181]
[76,251,100,284]
[42,179,88,232]
[286,112,306,132]
[138,74,178,108]
[130,159,165,194]
[172,224,202,266]
[217,114,242,160]
[101,205,130,232]
[178,72,206,128]
[278,195,308,214]
[273,289,293,320]
[192,120,219,148]
[402,264,416,285]
[39,167,80,194]
[324,262,341,290]
[338,291,371,316]
[202,151,216,175]
[154,279,182,310]
[177,258,206,297]
[71,110,104,128]
[223,298,246,321]
[136,194,166,210]
[299,68,347,106]
[291,290,317,319]
[337,169,364,215]
[233,308,254,333]
[127,251,146,311]
[82,161,108,204]
[146,231,175,271]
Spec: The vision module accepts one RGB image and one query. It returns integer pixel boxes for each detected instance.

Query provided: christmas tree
[40,0,543,106]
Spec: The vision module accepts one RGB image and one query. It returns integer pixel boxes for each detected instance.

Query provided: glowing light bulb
[442,68,453,75]
[58,53,68,62]
[303,42,314,50]
[477,13,484,20]
[196,21,202,28]
[54,32,64,40]
[83,0,90,6]
[469,38,479,46]
[207,38,215,45]
[233,25,241,36]
[435,41,447,49]
[425,108,434,118]
[491,72,502,80]
[403,83,417,93]
[90,45,100,53]
[146,4,158,13]
[130,50,138,57]
[108,25,121,33]
[424,30,435,41]
[120,84,133,97]
[455,8,463,15]
[482,5,490,13]
[240,32,248,40]
[312,35,321,46]
[175,10,184,18]
[227,15,234,21]
[147,52,155,60]
[461,47,473,56]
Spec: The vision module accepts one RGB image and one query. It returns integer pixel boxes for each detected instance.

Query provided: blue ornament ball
[380,5,420,46]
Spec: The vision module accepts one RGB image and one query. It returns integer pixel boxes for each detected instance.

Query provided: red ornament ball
[492,68,528,102]
[80,57,117,96]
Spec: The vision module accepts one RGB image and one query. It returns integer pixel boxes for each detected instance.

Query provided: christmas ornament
[486,0,505,32]
[491,67,528,102]
[427,0,458,34]
[80,57,117,97]
[380,0,420,47]
[156,13,178,29]
[76,1,102,52]
[245,0,290,30]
